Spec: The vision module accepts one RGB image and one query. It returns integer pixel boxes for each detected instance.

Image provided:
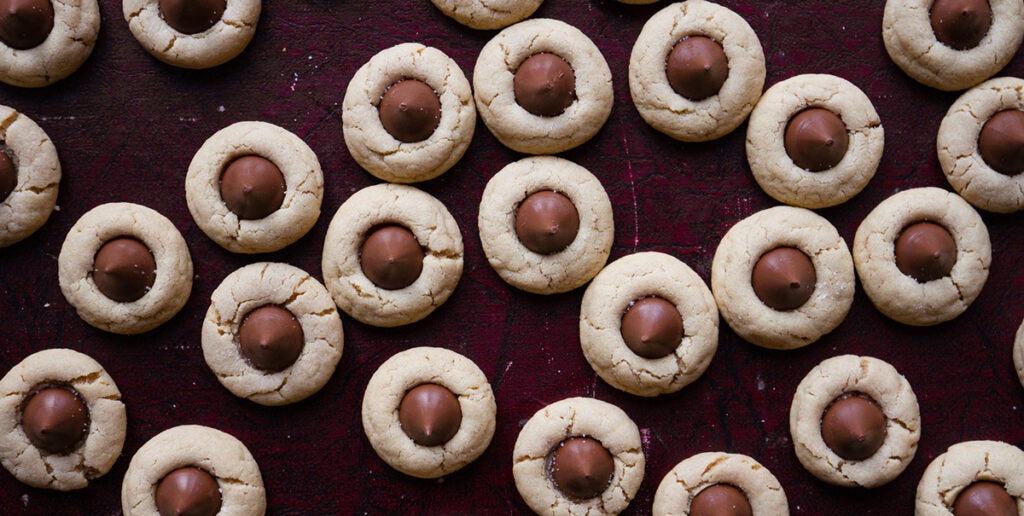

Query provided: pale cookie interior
[430,0,543,31]
[0,0,100,87]
[915,440,1024,515]
[0,105,60,248]
[122,0,260,69]
[651,452,789,516]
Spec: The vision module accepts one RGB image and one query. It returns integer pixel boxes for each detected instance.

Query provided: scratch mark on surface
[622,130,639,251]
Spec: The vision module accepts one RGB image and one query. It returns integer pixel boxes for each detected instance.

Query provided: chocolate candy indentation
[360,224,424,290]
[92,237,157,303]
[820,393,887,461]
[784,108,849,171]
[155,467,223,516]
[894,221,957,283]
[953,481,1018,516]
[220,155,287,220]
[689,483,753,516]
[620,296,684,359]
[930,0,992,51]
[549,436,615,500]
[0,0,55,50]
[21,386,89,454]
[978,109,1024,175]
[378,79,442,143]
[158,0,227,35]
[515,190,579,255]
[751,247,816,311]
[0,149,15,201]
[513,53,576,117]
[239,305,304,372]
[666,36,729,101]
[398,383,462,447]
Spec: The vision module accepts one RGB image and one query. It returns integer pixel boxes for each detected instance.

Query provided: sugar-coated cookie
[123,0,260,69]
[652,452,789,516]
[915,440,1024,515]
[430,0,543,30]
[0,105,60,247]
[0,0,99,87]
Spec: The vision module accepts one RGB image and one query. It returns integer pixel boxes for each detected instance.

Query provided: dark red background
[1,1,1022,514]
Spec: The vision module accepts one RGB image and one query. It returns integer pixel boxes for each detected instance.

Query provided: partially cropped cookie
[513,397,644,515]
[580,252,718,397]
[58,202,193,334]
[710,206,855,350]
[186,121,324,253]
[123,0,261,69]
[361,347,496,479]
[474,18,613,154]
[431,0,542,30]
[937,76,1024,213]
[916,440,1024,515]
[883,0,1024,91]
[122,425,266,516]
[0,349,126,491]
[789,355,920,488]
[652,452,789,516]
[852,187,991,326]
[1014,317,1024,390]
[478,156,613,294]
[629,0,766,142]
[0,0,100,87]
[202,262,343,406]
[746,74,883,208]
[322,183,463,327]
[0,104,60,247]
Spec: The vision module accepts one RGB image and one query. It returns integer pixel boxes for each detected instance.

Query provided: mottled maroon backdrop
[1,1,1022,514]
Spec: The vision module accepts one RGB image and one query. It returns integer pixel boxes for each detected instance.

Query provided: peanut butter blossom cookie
[430,0,543,30]
[629,0,766,142]
[652,452,789,516]
[915,440,1024,515]
[0,349,126,491]
[0,104,60,247]
[0,0,99,87]
[123,0,261,69]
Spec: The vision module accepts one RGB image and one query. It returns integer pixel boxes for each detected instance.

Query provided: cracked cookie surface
[651,452,789,515]
[0,0,99,87]
[430,0,543,30]
[915,440,1024,514]
[122,0,260,69]
[0,105,60,247]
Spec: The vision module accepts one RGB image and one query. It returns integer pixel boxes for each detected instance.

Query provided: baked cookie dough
[789,355,920,488]
[0,348,126,491]
[473,18,614,154]
[629,0,766,142]
[651,452,789,516]
[915,440,1024,515]
[121,425,266,516]
[202,262,343,406]
[710,206,854,350]
[430,0,543,30]
[361,347,496,479]
[58,202,193,334]
[852,187,991,326]
[0,105,60,247]
[0,0,100,87]
[1015,317,1024,390]
[580,252,718,397]
[513,397,644,515]
[937,76,1024,213]
[746,74,883,208]
[882,0,1024,91]
[186,121,324,253]
[342,43,475,183]
[123,0,261,69]
[322,183,463,327]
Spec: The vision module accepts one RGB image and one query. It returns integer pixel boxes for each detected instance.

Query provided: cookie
[745,74,883,208]
[937,76,1024,213]
[513,397,644,515]
[0,0,100,87]
[0,104,60,247]
[58,202,193,334]
[202,262,343,406]
[915,440,1024,515]
[430,0,543,30]
[123,0,261,69]
[882,0,1024,91]
[341,43,475,183]
[651,452,789,516]
[321,183,463,327]
[185,121,324,253]
[121,425,266,516]
[0,349,126,491]
[789,355,920,488]
[629,0,766,142]
[473,18,613,154]
[1015,317,1024,390]
[361,347,496,479]
[579,252,718,397]
[710,205,855,350]
[852,187,991,326]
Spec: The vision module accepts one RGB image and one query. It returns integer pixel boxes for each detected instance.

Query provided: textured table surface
[1,1,1022,514]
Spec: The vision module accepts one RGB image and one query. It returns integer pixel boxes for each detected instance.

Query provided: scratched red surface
[0,1,1022,514]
